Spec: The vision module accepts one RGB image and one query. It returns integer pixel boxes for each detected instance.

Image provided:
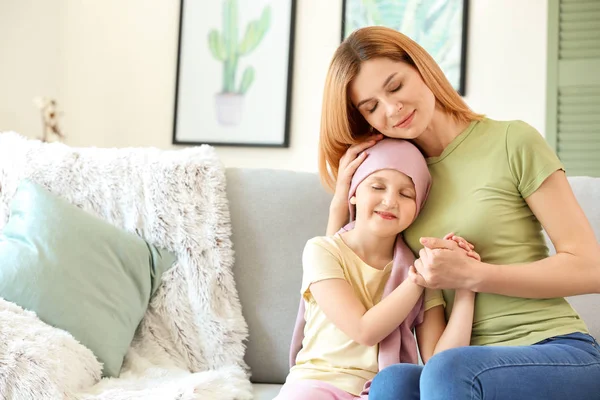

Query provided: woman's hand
[409,234,481,290]
[332,135,383,205]
[444,233,478,297]
[326,134,383,235]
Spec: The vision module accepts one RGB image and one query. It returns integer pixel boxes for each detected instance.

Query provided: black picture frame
[341,0,469,96]
[173,0,296,147]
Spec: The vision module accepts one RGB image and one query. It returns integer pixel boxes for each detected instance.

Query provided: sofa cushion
[0,180,176,377]
[252,384,283,400]
[566,294,600,340]
[227,168,332,384]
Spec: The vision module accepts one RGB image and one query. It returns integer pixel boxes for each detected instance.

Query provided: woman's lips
[394,110,416,128]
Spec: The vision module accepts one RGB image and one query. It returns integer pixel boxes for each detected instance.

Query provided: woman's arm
[310,277,423,347]
[325,137,382,235]
[327,200,350,236]
[475,170,600,297]
[413,171,600,298]
[415,290,475,363]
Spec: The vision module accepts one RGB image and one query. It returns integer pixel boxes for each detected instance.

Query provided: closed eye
[372,186,385,190]
[367,84,401,113]
[390,83,402,92]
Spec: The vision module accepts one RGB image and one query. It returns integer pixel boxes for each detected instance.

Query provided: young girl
[277,138,480,400]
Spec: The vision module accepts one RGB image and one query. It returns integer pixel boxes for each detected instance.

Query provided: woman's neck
[412,107,471,158]
[341,228,396,270]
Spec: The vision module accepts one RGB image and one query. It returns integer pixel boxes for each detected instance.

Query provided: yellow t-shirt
[404,118,589,346]
[286,234,443,395]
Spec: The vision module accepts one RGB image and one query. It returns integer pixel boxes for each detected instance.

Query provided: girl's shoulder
[305,234,345,254]
[304,234,354,263]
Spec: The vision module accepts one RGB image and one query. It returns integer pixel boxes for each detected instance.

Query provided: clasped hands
[409,232,482,291]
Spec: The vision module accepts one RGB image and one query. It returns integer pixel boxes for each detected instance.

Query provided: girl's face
[352,169,417,237]
[349,57,436,140]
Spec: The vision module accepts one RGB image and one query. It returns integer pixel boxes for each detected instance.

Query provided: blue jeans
[369,332,600,400]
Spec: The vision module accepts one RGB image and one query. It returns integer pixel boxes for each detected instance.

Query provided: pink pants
[274,380,369,400]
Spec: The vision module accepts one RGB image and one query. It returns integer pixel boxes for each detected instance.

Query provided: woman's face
[349,58,436,140]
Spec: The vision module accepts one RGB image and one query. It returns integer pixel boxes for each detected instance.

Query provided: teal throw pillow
[0,180,176,377]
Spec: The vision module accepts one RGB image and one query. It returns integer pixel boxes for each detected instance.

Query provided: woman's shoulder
[472,118,544,147]
[479,118,543,134]
[476,117,539,133]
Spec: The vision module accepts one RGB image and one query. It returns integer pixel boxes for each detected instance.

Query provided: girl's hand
[443,232,481,261]
[332,135,383,206]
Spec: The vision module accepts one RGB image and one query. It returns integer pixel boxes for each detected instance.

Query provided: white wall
[0,0,548,172]
[464,0,547,132]
[58,1,181,150]
[0,0,65,141]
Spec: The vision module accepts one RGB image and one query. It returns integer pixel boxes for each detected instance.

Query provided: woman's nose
[385,100,403,118]
[385,102,396,118]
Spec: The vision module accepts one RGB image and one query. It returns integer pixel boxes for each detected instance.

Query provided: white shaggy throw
[0,132,252,400]
[0,298,102,400]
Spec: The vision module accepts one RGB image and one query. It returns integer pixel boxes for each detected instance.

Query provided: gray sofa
[226,168,600,400]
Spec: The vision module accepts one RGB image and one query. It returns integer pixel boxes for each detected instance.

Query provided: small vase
[214,93,244,126]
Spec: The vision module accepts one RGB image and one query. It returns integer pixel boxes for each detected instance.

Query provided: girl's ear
[349,196,357,205]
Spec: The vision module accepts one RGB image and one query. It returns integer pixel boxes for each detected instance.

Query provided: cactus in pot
[208,0,271,125]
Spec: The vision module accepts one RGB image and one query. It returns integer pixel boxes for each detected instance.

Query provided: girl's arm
[431,290,475,358]
[415,290,475,363]
[310,277,423,347]
[311,234,477,348]
[415,305,445,363]
[414,237,478,363]
[414,171,600,297]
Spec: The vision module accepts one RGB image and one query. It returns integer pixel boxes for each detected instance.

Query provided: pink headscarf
[347,138,431,222]
[289,138,432,395]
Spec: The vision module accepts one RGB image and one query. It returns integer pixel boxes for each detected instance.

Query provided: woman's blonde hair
[318,26,484,191]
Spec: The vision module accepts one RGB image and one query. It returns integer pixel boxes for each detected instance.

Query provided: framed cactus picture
[173,0,296,147]
[342,0,469,95]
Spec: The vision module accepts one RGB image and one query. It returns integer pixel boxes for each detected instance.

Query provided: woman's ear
[349,196,357,205]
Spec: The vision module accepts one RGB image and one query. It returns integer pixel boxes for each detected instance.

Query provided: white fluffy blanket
[0,298,102,400]
[0,132,252,400]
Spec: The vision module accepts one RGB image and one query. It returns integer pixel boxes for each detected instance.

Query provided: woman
[318,26,600,399]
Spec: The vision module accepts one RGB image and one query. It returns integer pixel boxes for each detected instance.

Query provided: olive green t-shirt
[404,118,589,346]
